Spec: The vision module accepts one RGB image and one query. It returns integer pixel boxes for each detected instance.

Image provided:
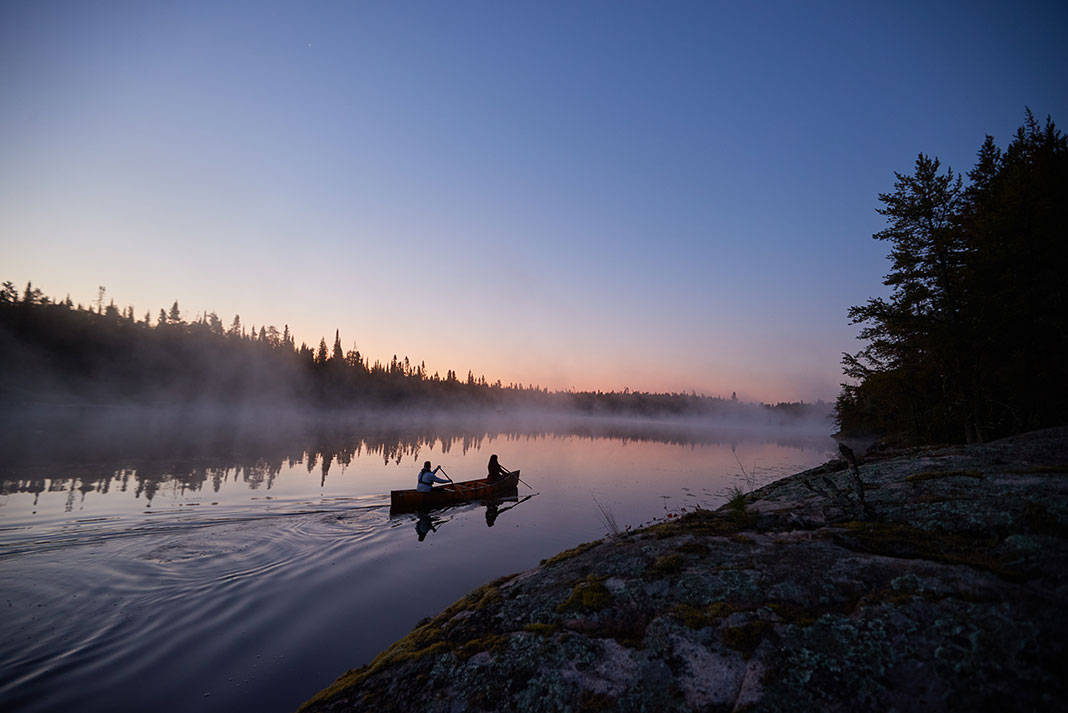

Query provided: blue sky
[2,1,1066,402]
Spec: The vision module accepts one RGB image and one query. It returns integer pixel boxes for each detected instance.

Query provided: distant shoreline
[0,402,834,473]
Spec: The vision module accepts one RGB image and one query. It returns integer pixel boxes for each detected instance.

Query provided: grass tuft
[725,486,759,529]
[593,496,621,536]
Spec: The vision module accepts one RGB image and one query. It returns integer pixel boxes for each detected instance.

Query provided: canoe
[390,470,521,513]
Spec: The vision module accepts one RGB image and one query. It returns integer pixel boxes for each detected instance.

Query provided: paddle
[438,467,458,491]
[503,466,533,490]
[495,493,535,515]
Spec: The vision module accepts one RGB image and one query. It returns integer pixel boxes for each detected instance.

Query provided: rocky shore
[299,428,1068,712]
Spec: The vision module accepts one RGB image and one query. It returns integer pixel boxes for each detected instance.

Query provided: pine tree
[168,301,182,324]
[839,112,1068,443]
[332,330,344,362]
[207,312,223,335]
[960,111,1068,435]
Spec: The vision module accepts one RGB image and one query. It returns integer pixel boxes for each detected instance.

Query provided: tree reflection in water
[0,408,832,509]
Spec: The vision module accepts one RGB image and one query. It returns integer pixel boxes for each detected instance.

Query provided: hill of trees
[0,282,826,425]
[837,111,1067,444]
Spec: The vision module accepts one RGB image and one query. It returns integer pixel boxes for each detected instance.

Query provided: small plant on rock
[725,486,758,528]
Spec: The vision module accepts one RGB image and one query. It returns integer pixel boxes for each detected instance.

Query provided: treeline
[837,111,1067,443]
[0,282,827,423]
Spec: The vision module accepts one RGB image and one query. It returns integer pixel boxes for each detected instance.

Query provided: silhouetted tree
[168,301,182,325]
[207,312,223,335]
[22,282,45,305]
[841,154,969,441]
[960,111,1068,436]
[332,330,344,362]
[838,111,1067,443]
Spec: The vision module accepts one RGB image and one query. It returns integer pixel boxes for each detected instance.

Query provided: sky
[1,1,1066,403]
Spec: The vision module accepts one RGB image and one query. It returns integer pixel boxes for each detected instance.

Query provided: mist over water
[1,401,832,464]
[0,412,834,713]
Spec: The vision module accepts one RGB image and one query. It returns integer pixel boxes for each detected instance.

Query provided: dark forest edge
[836,110,1067,445]
[0,282,828,429]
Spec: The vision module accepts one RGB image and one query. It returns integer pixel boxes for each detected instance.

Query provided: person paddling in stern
[416,461,449,492]
[486,454,512,484]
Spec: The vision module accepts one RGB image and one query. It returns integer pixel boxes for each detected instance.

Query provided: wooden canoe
[390,470,521,513]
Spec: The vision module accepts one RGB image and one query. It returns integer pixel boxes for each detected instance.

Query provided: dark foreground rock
[299,429,1068,712]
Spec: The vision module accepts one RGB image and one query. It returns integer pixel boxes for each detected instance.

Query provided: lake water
[0,415,834,713]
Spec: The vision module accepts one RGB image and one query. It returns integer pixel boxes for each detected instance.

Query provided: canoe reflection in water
[409,492,535,542]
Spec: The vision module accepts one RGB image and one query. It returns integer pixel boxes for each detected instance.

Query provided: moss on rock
[541,540,602,567]
[557,575,612,613]
[721,619,773,658]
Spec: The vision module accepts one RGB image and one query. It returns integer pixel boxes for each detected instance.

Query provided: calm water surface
[0,417,834,713]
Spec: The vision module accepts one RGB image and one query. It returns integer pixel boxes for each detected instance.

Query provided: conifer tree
[168,301,182,324]
[332,330,344,362]
[960,111,1068,435]
[839,112,1067,443]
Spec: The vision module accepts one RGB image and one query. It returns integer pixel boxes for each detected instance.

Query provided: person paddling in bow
[416,461,449,492]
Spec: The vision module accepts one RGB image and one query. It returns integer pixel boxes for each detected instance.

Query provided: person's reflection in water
[416,511,436,541]
[485,496,529,527]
